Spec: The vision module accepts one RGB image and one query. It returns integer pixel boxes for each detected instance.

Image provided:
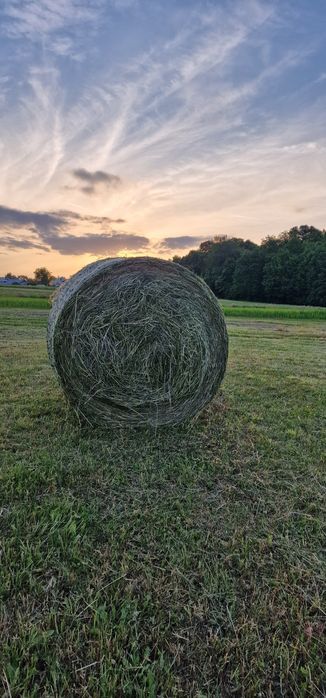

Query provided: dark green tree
[177,226,325,305]
[262,249,306,304]
[231,249,265,301]
[300,242,326,306]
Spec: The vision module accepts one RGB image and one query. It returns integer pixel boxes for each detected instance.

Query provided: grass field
[1,285,325,320]
[0,294,325,696]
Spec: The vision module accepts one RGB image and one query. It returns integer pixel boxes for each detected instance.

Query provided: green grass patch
[0,285,52,309]
[0,296,51,309]
[220,298,325,308]
[1,285,325,319]
[0,309,325,696]
[222,305,326,320]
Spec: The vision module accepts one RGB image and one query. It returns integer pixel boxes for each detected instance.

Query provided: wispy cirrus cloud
[0,0,325,274]
[1,0,103,40]
[0,0,106,62]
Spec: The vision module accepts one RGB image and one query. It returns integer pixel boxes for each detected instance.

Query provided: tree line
[3,225,325,304]
[4,268,59,285]
[174,225,326,306]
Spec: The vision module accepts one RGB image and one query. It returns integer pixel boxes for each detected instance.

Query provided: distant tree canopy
[175,226,326,306]
[33,267,54,286]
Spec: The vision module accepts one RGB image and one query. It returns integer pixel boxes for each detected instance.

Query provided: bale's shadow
[57,391,230,477]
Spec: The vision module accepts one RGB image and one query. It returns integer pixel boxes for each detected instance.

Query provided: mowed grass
[0,285,52,296]
[0,304,325,697]
[1,285,325,319]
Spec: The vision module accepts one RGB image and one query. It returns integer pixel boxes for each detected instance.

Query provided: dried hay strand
[47,257,228,427]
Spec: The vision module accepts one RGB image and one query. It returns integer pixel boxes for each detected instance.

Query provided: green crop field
[220,299,326,320]
[0,293,325,696]
[0,285,52,310]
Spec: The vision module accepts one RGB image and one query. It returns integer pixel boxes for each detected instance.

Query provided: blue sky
[0,0,325,276]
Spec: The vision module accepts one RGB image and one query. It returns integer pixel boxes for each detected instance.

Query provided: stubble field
[0,290,325,696]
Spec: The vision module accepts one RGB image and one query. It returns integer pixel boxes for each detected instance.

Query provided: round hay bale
[47,257,228,427]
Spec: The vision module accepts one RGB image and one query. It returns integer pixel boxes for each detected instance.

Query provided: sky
[0,0,325,277]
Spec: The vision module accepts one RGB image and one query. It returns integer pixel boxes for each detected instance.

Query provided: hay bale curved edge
[47,256,228,427]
